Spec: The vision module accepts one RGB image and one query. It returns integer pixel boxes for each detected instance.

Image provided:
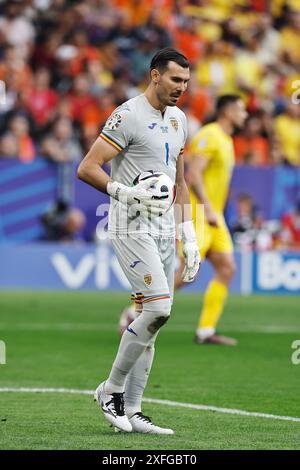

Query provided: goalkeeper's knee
[142,297,171,335]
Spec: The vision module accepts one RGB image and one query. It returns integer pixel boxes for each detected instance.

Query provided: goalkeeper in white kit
[77,48,200,434]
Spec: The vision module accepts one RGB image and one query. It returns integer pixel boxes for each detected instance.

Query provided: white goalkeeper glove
[179,220,201,283]
[107,179,170,216]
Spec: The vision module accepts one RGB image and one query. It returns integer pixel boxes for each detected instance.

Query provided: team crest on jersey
[144,274,152,286]
[170,117,178,131]
[106,113,122,130]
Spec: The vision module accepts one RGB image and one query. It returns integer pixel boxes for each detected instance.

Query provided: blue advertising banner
[1,159,300,243]
[0,242,242,293]
[252,251,300,294]
[0,158,58,241]
[228,165,300,220]
[1,243,300,294]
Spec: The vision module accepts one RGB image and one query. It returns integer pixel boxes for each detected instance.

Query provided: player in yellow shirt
[175,94,247,345]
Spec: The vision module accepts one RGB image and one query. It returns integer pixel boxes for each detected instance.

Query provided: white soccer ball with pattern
[133,170,176,212]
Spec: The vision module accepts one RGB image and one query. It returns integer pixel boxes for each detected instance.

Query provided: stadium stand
[0,0,300,243]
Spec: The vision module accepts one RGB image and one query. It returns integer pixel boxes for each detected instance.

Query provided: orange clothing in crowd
[18,135,36,163]
[112,0,175,26]
[69,46,100,77]
[188,88,212,123]
[174,29,205,64]
[234,135,269,165]
[0,62,32,93]
[81,101,115,130]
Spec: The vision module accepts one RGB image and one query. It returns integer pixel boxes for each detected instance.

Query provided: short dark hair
[216,94,242,116]
[150,48,189,73]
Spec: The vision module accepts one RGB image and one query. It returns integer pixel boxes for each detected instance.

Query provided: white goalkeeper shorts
[111,234,175,306]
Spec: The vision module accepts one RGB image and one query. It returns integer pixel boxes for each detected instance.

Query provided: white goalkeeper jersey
[100,94,187,237]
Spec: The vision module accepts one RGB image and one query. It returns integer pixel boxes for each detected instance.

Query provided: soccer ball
[133,170,176,213]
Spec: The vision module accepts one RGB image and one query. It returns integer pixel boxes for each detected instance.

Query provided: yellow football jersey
[189,122,235,214]
[275,114,300,166]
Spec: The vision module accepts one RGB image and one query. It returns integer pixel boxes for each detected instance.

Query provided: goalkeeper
[77,48,200,434]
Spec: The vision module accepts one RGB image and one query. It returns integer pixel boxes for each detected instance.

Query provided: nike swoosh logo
[103,408,116,418]
[127,327,138,336]
[130,260,141,268]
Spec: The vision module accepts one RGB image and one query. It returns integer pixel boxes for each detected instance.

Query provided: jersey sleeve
[190,127,216,161]
[177,110,188,157]
[181,111,188,146]
[100,105,136,153]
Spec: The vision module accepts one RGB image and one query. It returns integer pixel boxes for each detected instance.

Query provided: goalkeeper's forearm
[175,179,193,226]
[77,159,112,194]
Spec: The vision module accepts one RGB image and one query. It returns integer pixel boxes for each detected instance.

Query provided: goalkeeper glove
[178,220,201,282]
[107,179,170,216]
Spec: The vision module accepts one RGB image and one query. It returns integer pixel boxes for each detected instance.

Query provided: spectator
[196,40,236,95]
[234,113,269,165]
[41,200,86,242]
[31,32,62,71]
[41,116,82,203]
[41,116,82,163]
[0,44,32,94]
[174,16,205,65]
[0,132,18,158]
[279,8,300,67]
[66,73,96,125]
[280,201,300,250]
[230,193,273,251]
[24,67,58,134]
[8,114,36,163]
[275,102,300,166]
[0,0,35,60]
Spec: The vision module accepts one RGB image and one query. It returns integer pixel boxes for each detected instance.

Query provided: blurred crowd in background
[1,0,300,165]
[0,0,300,248]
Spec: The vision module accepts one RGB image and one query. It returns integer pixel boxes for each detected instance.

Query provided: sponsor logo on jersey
[160,126,168,133]
[130,260,141,269]
[127,327,138,336]
[170,117,178,131]
[144,274,152,286]
[106,113,122,130]
[148,122,157,129]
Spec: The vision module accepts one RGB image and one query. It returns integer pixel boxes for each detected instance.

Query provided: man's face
[152,61,190,107]
[227,99,248,129]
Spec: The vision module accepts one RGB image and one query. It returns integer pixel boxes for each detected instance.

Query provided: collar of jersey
[141,94,168,119]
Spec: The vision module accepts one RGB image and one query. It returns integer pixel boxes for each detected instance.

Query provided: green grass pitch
[0,291,299,450]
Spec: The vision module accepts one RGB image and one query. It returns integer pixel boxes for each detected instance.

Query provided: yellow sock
[198,279,228,329]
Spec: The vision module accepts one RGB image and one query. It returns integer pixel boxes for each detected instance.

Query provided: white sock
[105,314,157,394]
[105,299,170,394]
[125,336,156,417]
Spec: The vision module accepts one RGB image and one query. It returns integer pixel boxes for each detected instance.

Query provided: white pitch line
[1,387,300,424]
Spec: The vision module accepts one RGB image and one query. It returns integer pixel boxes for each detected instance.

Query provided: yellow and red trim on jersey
[131,292,170,304]
[131,292,145,304]
[100,131,123,152]
[143,293,171,304]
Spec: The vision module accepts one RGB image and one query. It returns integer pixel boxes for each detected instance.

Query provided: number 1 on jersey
[165,142,169,166]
